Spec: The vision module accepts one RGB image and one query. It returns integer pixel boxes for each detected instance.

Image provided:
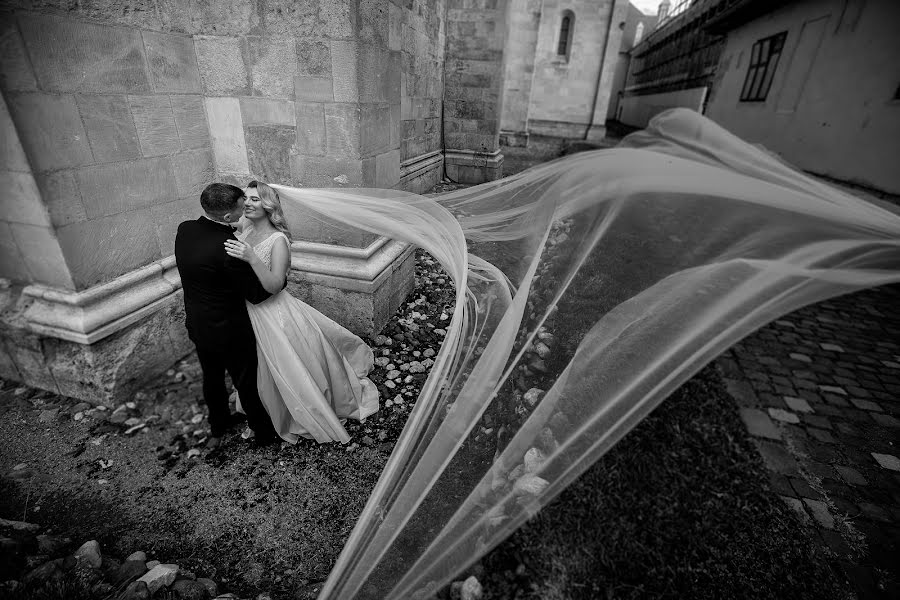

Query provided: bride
[223,181,379,444]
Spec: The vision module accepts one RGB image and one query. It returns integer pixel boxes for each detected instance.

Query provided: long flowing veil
[268,109,900,599]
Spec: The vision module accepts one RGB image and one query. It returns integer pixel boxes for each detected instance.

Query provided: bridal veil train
[267,109,900,599]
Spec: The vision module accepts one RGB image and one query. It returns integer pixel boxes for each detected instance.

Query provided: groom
[175,183,279,447]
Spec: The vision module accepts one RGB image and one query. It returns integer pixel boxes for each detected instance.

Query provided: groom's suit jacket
[175,217,273,350]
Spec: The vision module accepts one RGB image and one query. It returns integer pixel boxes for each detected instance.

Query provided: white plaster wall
[619,86,707,127]
[705,0,900,194]
[528,0,616,128]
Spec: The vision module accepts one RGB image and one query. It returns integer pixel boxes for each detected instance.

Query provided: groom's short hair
[200,183,245,215]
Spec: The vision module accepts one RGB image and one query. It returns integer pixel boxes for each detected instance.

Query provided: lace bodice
[239,230,289,269]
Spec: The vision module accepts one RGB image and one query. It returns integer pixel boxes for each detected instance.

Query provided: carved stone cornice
[21,237,411,345]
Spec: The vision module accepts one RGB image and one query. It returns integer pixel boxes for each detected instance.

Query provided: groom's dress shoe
[251,432,280,447]
[210,413,247,438]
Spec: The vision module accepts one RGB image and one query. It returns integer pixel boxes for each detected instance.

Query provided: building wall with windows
[606,2,659,122]
[500,0,627,142]
[705,0,900,194]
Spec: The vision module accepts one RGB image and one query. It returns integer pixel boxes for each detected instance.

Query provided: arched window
[634,22,645,46]
[557,11,575,59]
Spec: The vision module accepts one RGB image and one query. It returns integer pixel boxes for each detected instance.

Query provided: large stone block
[387,3,403,51]
[34,170,87,228]
[295,76,334,102]
[359,0,389,45]
[10,222,75,289]
[290,154,362,188]
[0,94,29,171]
[76,94,141,162]
[0,15,38,91]
[76,157,177,219]
[246,125,295,184]
[19,15,150,93]
[173,149,214,199]
[195,36,250,96]
[152,196,201,255]
[6,93,93,171]
[359,47,393,103]
[143,31,202,94]
[0,221,29,283]
[205,97,249,174]
[331,41,359,102]
[390,103,401,148]
[373,149,400,188]
[260,0,319,36]
[324,103,361,158]
[320,0,354,38]
[129,95,180,156]
[360,104,392,157]
[241,98,295,126]
[2,170,49,226]
[190,0,261,35]
[170,95,210,150]
[249,36,299,99]
[56,208,162,288]
[296,40,331,76]
[295,102,326,156]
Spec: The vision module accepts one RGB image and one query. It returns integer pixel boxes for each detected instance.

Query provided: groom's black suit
[175,216,276,439]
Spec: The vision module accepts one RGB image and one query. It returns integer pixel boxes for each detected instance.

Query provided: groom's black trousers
[195,342,275,439]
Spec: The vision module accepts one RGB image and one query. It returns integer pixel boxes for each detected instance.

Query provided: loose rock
[138,563,179,594]
[74,539,102,568]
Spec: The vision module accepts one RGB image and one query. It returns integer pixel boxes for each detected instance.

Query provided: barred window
[740,31,787,102]
[558,11,575,59]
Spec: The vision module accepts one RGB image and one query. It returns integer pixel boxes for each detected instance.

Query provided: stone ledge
[23,257,180,345]
[444,148,503,184]
[499,130,529,148]
[400,151,444,194]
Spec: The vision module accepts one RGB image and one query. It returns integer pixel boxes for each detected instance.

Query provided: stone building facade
[499,0,626,145]
[0,0,516,404]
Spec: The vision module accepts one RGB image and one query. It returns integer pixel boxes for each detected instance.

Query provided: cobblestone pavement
[717,284,900,598]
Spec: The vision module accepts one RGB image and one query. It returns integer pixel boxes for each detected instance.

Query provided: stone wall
[0,91,73,289]
[1,8,211,290]
[0,0,422,403]
[398,0,447,193]
[442,0,506,183]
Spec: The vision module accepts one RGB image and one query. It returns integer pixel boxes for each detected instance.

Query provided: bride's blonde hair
[247,180,292,242]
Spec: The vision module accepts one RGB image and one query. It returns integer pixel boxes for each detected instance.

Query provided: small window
[740,31,787,102]
[558,11,575,59]
[634,22,645,46]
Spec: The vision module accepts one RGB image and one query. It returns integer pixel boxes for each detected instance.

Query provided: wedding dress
[235,229,379,444]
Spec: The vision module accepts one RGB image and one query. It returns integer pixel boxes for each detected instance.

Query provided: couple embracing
[174,182,379,448]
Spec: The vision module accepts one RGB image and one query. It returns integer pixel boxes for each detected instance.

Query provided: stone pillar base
[586,124,608,142]
[0,239,415,404]
[0,280,192,407]
[444,149,503,184]
[287,237,414,337]
[400,151,444,194]
[500,131,529,148]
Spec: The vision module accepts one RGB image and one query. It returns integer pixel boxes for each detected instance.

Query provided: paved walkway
[718,283,900,598]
